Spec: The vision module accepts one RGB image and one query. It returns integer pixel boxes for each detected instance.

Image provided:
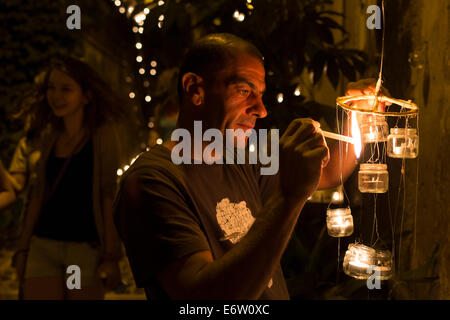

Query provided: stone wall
[383,0,449,299]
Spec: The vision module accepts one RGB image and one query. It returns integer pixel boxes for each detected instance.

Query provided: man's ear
[181,72,205,106]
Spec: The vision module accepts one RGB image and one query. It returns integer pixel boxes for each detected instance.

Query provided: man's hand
[97,260,121,290]
[279,118,329,202]
[346,78,392,111]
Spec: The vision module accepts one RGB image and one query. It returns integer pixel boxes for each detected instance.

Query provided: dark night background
[0,0,448,300]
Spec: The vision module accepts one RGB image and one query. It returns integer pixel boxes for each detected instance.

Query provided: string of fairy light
[112,0,164,119]
[114,0,294,130]
[111,0,166,176]
[234,0,301,104]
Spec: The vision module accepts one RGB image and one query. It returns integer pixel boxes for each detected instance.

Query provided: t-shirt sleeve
[9,137,28,174]
[113,166,211,287]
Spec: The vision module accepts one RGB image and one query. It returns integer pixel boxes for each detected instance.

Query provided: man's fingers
[283,118,314,138]
[288,123,318,145]
[284,119,322,147]
[347,78,377,90]
[295,133,326,151]
[303,146,330,163]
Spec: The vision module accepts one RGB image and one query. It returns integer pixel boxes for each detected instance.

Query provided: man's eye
[238,89,250,95]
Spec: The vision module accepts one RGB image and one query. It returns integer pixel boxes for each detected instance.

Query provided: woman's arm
[0,167,16,211]
[102,196,123,259]
[0,161,25,211]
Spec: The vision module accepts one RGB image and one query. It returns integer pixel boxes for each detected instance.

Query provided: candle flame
[351,112,362,159]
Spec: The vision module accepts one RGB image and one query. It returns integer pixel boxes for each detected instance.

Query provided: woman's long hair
[18,56,127,138]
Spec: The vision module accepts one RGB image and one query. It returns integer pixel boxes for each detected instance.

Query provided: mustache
[236,119,256,127]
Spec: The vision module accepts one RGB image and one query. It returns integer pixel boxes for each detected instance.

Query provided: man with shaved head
[114,33,369,300]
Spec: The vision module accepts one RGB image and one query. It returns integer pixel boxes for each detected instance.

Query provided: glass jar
[358,114,389,143]
[326,208,354,237]
[343,243,376,279]
[387,128,419,159]
[373,250,393,280]
[358,163,389,193]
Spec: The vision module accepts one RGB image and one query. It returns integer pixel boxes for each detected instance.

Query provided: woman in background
[11,56,130,300]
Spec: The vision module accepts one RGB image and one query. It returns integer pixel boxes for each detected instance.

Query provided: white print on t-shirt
[216,198,255,245]
[215,198,272,289]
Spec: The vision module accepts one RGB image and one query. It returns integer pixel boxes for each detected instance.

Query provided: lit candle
[387,128,419,159]
[326,208,354,237]
[393,145,403,155]
[373,249,393,280]
[358,163,389,193]
[349,259,370,269]
[343,243,376,279]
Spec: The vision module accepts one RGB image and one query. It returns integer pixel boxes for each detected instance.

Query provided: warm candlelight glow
[387,128,418,159]
[351,112,362,158]
[343,243,376,279]
[349,259,370,268]
[358,163,389,193]
[326,208,353,237]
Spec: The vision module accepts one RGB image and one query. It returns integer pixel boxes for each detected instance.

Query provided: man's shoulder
[113,145,189,217]
[130,145,178,173]
[119,145,185,191]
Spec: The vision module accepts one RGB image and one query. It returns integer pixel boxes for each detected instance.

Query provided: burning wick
[321,130,355,144]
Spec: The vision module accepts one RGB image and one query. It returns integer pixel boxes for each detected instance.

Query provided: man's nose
[248,95,267,118]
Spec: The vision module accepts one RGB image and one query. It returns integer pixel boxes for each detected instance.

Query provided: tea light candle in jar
[326,208,354,237]
[373,249,393,280]
[343,243,376,279]
[387,128,419,159]
[358,114,389,143]
[358,163,389,193]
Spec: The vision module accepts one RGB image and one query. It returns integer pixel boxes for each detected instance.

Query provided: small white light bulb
[277,93,284,103]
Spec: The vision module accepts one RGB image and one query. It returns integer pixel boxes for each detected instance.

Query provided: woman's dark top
[34,138,99,242]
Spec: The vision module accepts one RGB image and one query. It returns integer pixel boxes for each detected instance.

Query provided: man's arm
[158,189,306,299]
[155,119,328,299]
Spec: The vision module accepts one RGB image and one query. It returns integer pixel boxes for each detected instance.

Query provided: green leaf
[326,56,339,89]
[336,55,357,81]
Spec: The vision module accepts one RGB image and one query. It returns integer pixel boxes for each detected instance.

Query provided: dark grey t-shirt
[113,145,289,299]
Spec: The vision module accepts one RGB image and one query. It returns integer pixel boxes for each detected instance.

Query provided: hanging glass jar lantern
[387,128,419,159]
[358,163,389,193]
[326,208,354,237]
[343,243,376,279]
[358,114,389,143]
[373,249,393,280]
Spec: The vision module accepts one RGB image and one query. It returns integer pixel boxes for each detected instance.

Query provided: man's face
[201,53,267,138]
